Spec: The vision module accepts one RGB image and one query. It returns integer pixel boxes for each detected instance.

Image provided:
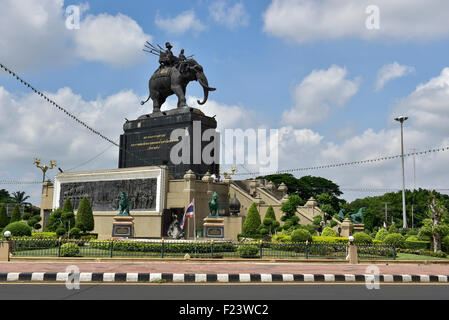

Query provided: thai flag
[180,199,195,230]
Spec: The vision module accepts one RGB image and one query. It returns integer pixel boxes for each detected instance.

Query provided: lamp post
[34,158,57,182]
[394,116,408,229]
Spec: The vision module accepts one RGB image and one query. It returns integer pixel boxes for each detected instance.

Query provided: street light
[394,116,408,229]
[3,231,11,240]
[34,158,57,182]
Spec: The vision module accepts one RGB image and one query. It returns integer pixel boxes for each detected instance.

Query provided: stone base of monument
[112,216,135,238]
[203,217,225,239]
[119,108,219,179]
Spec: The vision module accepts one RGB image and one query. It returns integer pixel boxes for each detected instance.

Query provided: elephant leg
[171,84,188,108]
[151,92,161,113]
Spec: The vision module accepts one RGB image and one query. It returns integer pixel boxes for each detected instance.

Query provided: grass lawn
[396,253,449,261]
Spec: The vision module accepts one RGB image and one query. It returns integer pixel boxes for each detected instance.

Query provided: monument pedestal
[203,217,224,239]
[112,216,135,238]
[119,108,219,179]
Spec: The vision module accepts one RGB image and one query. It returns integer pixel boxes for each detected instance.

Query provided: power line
[0,62,152,168]
[65,143,115,172]
[233,147,449,177]
[0,180,41,185]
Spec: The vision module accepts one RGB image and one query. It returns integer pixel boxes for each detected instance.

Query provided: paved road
[1,283,449,300]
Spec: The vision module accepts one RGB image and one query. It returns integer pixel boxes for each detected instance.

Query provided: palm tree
[10,191,31,206]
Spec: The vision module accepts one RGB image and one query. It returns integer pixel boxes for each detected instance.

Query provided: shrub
[312,236,348,244]
[312,215,322,226]
[299,224,318,236]
[404,239,430,250]
[353,232,373,244]
[375,229,389,242]
[76,197,94,232]
[21,212,31,221]
[27,215,42,230]
[291,229,312,242]
[3,221,32,237]
[0,204,8,228]
[60,243,80,257]
[56,226,67,237]
[321,226,337,237]
[407,229,419,236]
[69,227,81,239]
[242,203,261,237]
[388,224,399,234]
[10,205,21,223]
[32,232,57,239]
[272,233,292,243]
[45,209,63,232]
[237,244,259,258]
[259,206,280,236]
[383,233,405,248]
[442,235,449,253]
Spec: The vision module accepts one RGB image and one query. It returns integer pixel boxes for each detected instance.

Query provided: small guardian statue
[208,192,219,217]
[118,192,130,216]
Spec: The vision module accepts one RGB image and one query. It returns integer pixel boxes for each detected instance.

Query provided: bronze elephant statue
[141,58,216,113]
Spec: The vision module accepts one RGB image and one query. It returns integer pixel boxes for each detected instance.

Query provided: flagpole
[194,201,197,241]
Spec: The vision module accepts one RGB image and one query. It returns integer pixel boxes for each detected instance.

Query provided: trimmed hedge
[60,243,80,257]
[312,236,348,244]
[272,233,292,243]
[237,244,259,258]
[404,239,430,250]
[383,233,405,249]
[32,232,57,239]
[291,229,312,242]
[375,229,389,242]
[353,232,373,244]
[88,240,236,254]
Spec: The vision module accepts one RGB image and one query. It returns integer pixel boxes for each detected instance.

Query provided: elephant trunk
[196,72,216,105]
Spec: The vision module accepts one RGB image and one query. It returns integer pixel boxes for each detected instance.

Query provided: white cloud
[273,67,449,200]
[74,13,151,66]
[394,67,449,137]
[0,0,151,70]
[155,10,206,35]
[263,0,449,43]
[281,65,360,126]
[209,1,250,29]
[375,62,415,91]
[0,0,72,70]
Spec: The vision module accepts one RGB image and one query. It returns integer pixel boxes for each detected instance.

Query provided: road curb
[0,272,448,283]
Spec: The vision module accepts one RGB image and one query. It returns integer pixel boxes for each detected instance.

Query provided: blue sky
[1,0,449,204]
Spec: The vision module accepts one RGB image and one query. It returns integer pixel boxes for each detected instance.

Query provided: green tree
[10,205,22,223]
[0,204,8,228]
[242,203,261,236]
[419,195,449,252]
[280,194,302,231]
[261,174,342,202]
[63,198,74,214]
[76,197,94,232]
[10,191,31,206]
[45,209,64,232]
[259,205,280,236]
[0,189,10,203]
